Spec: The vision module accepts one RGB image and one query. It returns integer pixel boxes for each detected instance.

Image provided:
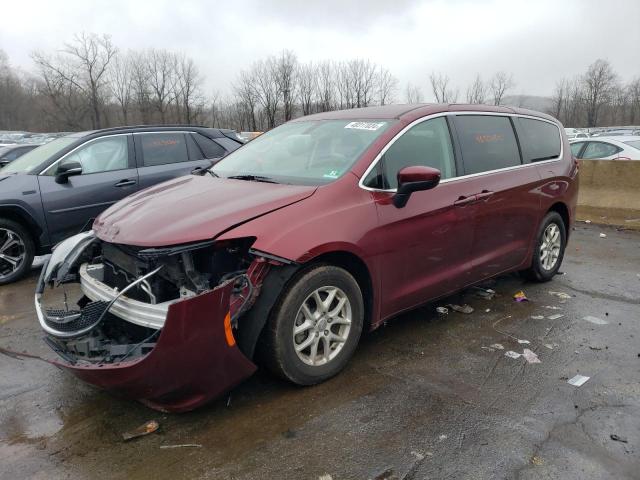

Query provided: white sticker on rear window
[344,121,386,131]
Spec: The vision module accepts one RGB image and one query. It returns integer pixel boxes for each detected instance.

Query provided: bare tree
[429,72,458,103]
[315,61,334,112]
[405,83,423,103]
[628,77,640,124]
[253,58,281,129]
[146,48,176,123]
[174,53,203,124]
[275,50,298,122]
[582,59,618,127]
[378,66,398,105]
[298,62,316,116]
[489,71,515,106]
[466,74,486,104]
[109,51,134,124]
[551,78,569,119]
[234,70,259,131]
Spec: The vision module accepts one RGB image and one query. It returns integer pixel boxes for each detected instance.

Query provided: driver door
[38,134,139,244]
[365,116,477,319]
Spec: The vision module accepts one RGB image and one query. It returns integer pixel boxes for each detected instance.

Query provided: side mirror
[393,166,441,208]
[55,161,83,184]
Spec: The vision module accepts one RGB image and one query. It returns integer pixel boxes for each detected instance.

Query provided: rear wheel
[261,265,364,385]
[522,211,566,282]
[0,219,35,285]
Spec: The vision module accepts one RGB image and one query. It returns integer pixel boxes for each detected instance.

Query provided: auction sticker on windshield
[344,121,386,131]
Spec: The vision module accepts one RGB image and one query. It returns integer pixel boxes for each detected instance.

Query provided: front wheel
[522,211,566,282]
[261,265,364,385]
[0,219,35,285]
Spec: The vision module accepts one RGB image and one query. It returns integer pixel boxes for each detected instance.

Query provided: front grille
[45,300,109,334]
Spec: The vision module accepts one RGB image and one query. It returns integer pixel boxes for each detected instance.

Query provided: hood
[94,175,317,246]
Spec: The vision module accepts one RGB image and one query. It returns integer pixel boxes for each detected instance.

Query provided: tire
[261,264,364,386]
[522,211,566,282]
[0,219,35,285]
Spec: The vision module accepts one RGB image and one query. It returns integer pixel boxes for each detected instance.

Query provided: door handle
[191,166,204,174]
[476,190,494,201]
[453,195,477,206]
[114,179,136,187]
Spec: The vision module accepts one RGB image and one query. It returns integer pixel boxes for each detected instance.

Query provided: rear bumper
[48,281,257,412]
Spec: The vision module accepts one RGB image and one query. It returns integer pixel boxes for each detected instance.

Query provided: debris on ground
[318,474,334,480]
[531,315,545,320]
[599,233,607,238]
[473,287,496,299]
[485,308,491,313]
[522,349,541,364]
[548,314,564,320]
[610,434,628,443]
[513,290,528,302]
[438,434,448,441]
[567,374,590,387]
[490,343,504,350]
[436,306,449,314]
[159,444,202,449]
[530,455,544,466]
[584,220,592,224]
[448,304,474,314]
[517,339,531,344]
[543,343,556,350]
[544,306,562,310]
[548,291,572,300]
[583,315,609,325]
[504,351,521,359]
[122,420,160,441]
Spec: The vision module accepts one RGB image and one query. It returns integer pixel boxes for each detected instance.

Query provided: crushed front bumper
[34,232,257,412]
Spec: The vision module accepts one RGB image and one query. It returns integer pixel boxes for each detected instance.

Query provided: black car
[0,125,243,284]
[0,144,42,167]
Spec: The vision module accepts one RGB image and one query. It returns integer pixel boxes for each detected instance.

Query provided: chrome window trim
[358,111,564,193]
[39,133,131,176]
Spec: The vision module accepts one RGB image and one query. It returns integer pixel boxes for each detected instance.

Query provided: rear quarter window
[140,133,189,166]
[455,115,521,175]
[517,118,561,162]
[193,133,226,159]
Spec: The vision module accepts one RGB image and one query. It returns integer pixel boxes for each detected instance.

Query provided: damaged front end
[35,231,279,412]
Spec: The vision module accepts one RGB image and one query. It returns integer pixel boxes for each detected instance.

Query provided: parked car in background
[0,144,42,167]
[590,128,640,137]
[564,128,589,140]
[34,104,578,411]
[570,136,640,160]
[0,125,243,284]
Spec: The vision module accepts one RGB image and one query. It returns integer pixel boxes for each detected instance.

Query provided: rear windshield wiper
[226,174,279,184]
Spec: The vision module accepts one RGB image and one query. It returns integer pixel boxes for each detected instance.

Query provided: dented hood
[93,175,316,246]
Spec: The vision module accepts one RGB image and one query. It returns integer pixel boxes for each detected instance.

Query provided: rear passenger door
[134,132,217,190]
[452,114,542,281]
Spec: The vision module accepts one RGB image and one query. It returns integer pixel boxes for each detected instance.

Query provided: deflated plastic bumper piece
[50,282,257,412]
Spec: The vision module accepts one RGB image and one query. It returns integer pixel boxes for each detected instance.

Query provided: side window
[570,142,585,157]
[193,133,226,159]
[455,115,521,174]
[140,133,189,166]
[517,118,561,162]
[366,117,455,189]
[60,135,129,175]
[582,142,620,159]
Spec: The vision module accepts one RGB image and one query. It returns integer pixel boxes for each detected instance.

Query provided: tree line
[0,32,639,133]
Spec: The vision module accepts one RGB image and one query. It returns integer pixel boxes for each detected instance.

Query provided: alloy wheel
[292,286,352,366]
[0,228,26,280]
[539,223,561,271]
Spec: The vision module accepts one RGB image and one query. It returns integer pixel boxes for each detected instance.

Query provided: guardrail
[577,159,640,229]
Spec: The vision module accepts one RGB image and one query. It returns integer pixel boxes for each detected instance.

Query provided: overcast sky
[2,0,639,101]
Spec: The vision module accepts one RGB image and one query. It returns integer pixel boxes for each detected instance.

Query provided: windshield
[623,140,640,151]
[1,137,76,174]
[212,119,395,185]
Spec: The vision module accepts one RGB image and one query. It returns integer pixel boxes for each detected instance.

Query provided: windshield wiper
[226,174,279,184]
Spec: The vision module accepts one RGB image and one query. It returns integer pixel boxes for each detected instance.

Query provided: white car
[570,136,640,160]
[564,128,589,140]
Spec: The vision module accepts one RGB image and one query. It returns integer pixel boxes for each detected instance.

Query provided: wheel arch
[547,202,570,233]
[0,206,43,252]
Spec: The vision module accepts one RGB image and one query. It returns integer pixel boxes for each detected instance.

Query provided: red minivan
[36,104,578,411]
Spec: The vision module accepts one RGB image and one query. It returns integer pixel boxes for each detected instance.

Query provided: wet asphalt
[0,223,638,480]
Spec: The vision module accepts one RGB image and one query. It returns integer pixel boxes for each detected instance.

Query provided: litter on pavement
[522,349,541,364]
[159,444,202,449]
[513,291,528,302]
[436,306,449,314]
[490,343,504,350]
[610,434,628,443]
[583,315,609,325]
[473,287,496,299]
[599,233,607,238]
[448,304,474,314]
[567,374,590,387]
[544,306,562,310]
[531,315,545,320]
[517,339,530,344]
[504,351,521,359]
[547,314,564,320]
[548,291,572,299]
[122,420,160,441]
